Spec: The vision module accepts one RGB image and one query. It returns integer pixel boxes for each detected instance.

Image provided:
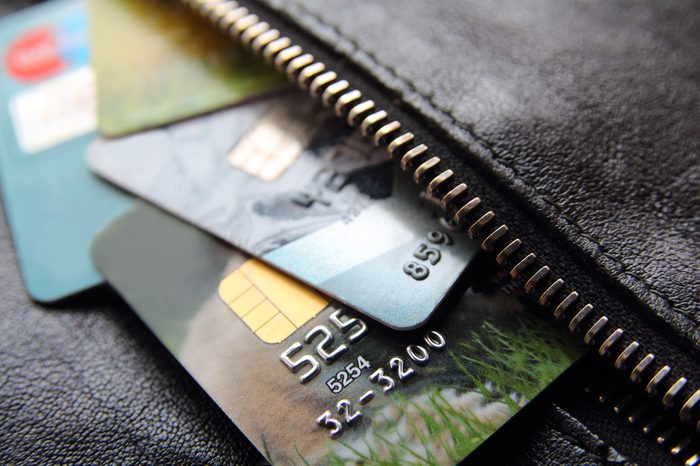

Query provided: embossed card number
[403,230,453,281]
[317,330,447,439]
[279,310,368,384]
[317,399,363,439]
[325,356,371,394]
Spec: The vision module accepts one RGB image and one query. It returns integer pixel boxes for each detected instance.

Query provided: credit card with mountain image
[88,94,478,329]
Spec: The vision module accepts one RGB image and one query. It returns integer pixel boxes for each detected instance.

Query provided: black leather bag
[1,0,697,464]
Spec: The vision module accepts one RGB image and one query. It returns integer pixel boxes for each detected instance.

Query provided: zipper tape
[585,373,700,465]
[184,0,700,438]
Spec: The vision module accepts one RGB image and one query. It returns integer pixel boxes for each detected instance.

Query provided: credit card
[92,203,583,465]
[0,0,131,302]
[89,0,285,137]
[87,94,478,329]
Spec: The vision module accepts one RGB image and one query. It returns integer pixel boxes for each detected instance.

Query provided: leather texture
[0,205,262,462]
[471,405,633,466]
[253,0,700,348]
[0,2,692,465]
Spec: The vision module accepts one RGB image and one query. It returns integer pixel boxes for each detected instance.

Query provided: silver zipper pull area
[183,0,699,434]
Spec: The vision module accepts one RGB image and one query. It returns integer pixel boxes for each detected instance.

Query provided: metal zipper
[584,371,700,465]
[184,0,699,451]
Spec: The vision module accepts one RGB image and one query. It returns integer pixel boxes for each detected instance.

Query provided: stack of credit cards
[0,0,584,463]
[87,94,480,329]
[93,203,581,464]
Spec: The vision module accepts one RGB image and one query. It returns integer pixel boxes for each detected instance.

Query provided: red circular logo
[5,27,65,82]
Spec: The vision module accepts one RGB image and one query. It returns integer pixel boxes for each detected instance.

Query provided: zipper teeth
[586,381,700,466]
[185,0,700,432]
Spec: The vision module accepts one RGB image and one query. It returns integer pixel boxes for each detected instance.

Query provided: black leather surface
[262,0,700,343]
[253,0,700,347]
[0,2,692,464]
[471,405,633,466]
[0,205,263,464]
[239,0,700,424]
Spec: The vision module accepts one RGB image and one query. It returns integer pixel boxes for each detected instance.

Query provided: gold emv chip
[218,259,329,343]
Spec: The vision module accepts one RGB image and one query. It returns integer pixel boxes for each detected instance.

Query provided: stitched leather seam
[280,0,692,323]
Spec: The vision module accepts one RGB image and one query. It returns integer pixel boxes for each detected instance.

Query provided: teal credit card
[92,203,583,465]
[0,0,131,301]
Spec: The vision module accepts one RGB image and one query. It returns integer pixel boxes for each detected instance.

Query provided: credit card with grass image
[92,203,584,465]
[89,0,285,137]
